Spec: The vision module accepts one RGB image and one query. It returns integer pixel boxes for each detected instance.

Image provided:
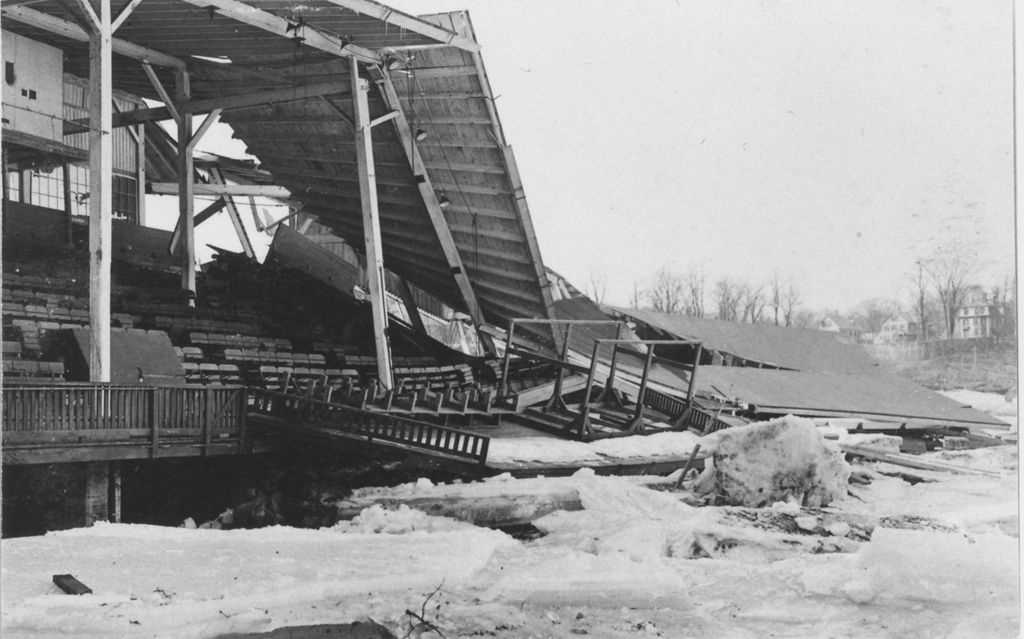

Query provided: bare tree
[782,282,801,327]
[854,298,902,335]
[922,245,976,339]
[768,274,783,325]
[683,270,706,318]
[713,279,740,321]
[647,268,685,313]
[791,309,817,329]
[628,281,642,309]
[739,283,766,323]
[586,271,607,305]
[910,261,931,341]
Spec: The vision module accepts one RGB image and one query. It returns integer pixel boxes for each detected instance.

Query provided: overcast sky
[380,0,1015,313]
[174,0,1015,315]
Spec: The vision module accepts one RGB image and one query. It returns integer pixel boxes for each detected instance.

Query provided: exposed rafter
[374,65,484,325]
[65,80,349,134]
[325,0,479,53]
[149,183,291,197]
[177,0,380,64]
[1,4,185,68]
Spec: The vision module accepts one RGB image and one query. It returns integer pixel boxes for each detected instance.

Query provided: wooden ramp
[249,389,490,466]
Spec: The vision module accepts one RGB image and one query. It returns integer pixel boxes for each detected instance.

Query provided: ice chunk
[699,416,850,507]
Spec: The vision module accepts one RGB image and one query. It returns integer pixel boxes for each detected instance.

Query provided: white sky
[167,0,1015,315]
[386,0,1016,312]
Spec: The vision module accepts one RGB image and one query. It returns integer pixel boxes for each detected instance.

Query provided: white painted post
[87,0,113,382]
[351,58,393,390]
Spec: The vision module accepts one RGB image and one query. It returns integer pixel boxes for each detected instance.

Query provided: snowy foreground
[2,400,1020,639]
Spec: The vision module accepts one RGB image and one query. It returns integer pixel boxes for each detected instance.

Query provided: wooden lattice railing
[250,389,489,465]
[2,383,247,454]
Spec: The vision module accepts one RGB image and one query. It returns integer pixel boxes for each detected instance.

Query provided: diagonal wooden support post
[209,166,255,258]
[543,324,572,413]
[624,343,656,434]
[351,58,394,390]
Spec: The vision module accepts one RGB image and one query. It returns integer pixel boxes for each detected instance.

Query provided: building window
[29,166,64,210]
[112,174,137,223]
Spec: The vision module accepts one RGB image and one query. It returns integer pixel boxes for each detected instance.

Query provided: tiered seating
[2,359,65,379]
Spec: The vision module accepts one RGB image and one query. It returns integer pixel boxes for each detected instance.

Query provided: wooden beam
[351,58,393,390]
[65,81,350,134]
[179,0,380,64]
[87,0,113,382]
[396,277,427,336]
[1,5,185,69]
[375,67,485,325]
[176,70,196,303]
[209,167,255,258]
[149,182,291,197]
[325,0,479,52]
[169,197,227,254]
[69,0,100,31]
[111,0,144,32]
[142,63,180,123]
[187,108,222,152]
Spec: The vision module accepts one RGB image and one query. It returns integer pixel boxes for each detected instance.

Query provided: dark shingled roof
[695,366,1008,428]
[612,308,879,374]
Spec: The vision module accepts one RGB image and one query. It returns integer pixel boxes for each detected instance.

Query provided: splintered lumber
[511,374,588,410]
[53,574,92,595]
[840,444,1001,477]
[335,482,582,527]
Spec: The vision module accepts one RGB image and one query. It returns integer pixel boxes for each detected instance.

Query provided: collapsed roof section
[2,0,556,330]
[613,307,880,374]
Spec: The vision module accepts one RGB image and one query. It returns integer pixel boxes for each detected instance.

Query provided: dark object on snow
[53,574,92,595]
[216,620,397,638]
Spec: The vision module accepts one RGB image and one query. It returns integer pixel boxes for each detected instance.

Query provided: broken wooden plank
[53,574,92,595]
[840,443,1001,477]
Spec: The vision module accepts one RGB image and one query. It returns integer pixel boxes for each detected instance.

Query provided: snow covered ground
[938,388,1018,434]
[3,439,1019,639]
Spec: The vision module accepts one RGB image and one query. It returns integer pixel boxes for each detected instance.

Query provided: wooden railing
[250,389,489,465]
[2,383,248,455]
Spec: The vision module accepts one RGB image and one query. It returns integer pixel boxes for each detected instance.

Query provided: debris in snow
[52,574,92,595]
[694,416,850,507]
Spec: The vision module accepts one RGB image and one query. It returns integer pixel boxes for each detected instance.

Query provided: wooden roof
[2,1,556,328]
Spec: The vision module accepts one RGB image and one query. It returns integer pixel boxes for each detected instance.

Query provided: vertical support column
[87,0,113,382]
[1,148,9,202]
[107,461,122,523]
[135,123,146,226]
[83,461,110,525]
[351,58,393,390]
[176,70,196,305]
[62,164,74,246]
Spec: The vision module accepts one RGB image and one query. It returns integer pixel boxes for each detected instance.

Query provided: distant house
[817,315,860,344]
[875,316,919,344]
[954,286,1007,339]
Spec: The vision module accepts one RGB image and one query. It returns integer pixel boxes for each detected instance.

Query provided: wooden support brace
[142,63,179,124]
[111,0,144,32]
[1,5,184,68]
[209,167,254,258]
